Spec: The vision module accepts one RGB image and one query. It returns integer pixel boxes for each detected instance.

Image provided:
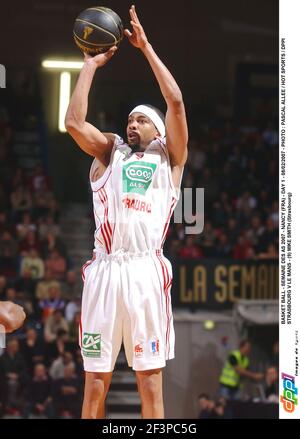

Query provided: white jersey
[89,135,182,254]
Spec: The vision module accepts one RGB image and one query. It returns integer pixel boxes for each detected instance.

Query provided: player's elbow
[166,92,184,107]
[65,116,82,133]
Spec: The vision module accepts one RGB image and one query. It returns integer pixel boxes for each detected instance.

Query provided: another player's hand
[83,46,118,69]
[124,5,149,50]
[0,301,26,333]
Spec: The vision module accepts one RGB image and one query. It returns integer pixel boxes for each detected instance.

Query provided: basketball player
[65,5,188,419]
[0,301,26,333]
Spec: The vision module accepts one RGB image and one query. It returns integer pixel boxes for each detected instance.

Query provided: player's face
[127,112,158,149]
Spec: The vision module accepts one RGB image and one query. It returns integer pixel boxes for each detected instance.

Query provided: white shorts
[79,248,175,372]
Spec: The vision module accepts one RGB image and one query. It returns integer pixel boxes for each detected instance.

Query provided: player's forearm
[141,43,183,105]
[65,62,97,128]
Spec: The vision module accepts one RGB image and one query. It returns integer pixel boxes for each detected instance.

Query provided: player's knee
[86,374,108,401]
[139,374,163,404]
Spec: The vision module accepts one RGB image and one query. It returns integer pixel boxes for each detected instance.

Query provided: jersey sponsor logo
[150,337,160,356]
[123,161,157,195]
[134,342,144,358]
[82,332,101,358]
[122,197,152,213]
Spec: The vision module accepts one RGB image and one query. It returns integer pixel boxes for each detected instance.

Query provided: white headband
[129,105,165,137]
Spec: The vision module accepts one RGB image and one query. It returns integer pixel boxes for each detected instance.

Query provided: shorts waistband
[93,248,163,261]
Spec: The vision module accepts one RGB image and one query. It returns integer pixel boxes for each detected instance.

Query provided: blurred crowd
[0,103,82,418]
[0,94,279,418]
[165,120,278,261]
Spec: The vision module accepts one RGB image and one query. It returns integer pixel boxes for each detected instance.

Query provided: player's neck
[130,144,146,153]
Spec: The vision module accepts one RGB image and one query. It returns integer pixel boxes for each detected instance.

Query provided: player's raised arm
[124,5,188,167]
[65,48,118,161]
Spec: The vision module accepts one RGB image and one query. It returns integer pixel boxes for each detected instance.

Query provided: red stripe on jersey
[157,254,172,358]
[91,170,112,192]
[161,197,177,248]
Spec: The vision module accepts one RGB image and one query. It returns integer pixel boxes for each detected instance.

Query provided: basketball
[73,6,123,55]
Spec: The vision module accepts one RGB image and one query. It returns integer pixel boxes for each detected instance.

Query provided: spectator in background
[52,364,80,418]
[262,122,278,147]
[47,198,60,223]
[0,184,10,213]
[219,339,263,400]
[61,270,80,300]
[215,233,232,258]
[233,236,254,260]
[44,310,69,343]
[65,296,80,323]
[16,211,37,241]
[245,215,265,252]
[0,230,18,260]
[166,239,181,260]
[45,249,67,281]
[226,218,240,248]
[258,243,278,260]
[187,139,206,172]
[23,363,53,418]
[19,230,41,255]
[30,180,59,221]
[45,329,70,367]
[28,165,51,194]
[10,185,32,222]
[263,366,279,402]
[259,218,278,253]
[0,230,18,277]
[236,191,257,216]
[41,232,66,260]
[0,211,12,235]
[39,216,61,241]
[179,235,203,259]
[197,393,215,419]
[39,284,65,322]
[0,274,7,299]
[20,248,45,280]
[199,220,217,257]
[269,201,279,228]
[10,168,27,192]
[21,327,45,374]
[0,338,27,415]
[35,269,60,301]
[171,223,186,242]
[49,351,75,381]
[198,168,219,203]
[68,311,81,347]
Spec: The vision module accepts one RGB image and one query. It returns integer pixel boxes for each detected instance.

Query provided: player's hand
[124,5,149,50]
[83,46,118,68]
[0,301,26,333]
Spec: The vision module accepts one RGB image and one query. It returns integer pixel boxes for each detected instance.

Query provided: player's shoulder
[147,136,166,153]
[112,134,132,156]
